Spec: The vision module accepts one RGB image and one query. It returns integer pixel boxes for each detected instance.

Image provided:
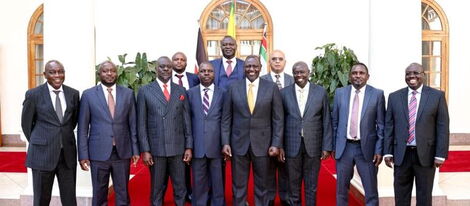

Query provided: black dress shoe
[185,193,192,203]
[280,200,291,206]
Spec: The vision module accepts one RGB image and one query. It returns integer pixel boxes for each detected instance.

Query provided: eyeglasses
[271,57,284,61]
[405,71,424,76]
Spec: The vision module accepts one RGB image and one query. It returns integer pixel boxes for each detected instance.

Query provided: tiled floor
[1,146,470,205]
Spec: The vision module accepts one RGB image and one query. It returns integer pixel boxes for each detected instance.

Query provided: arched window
[27,4,44,88]
[200,0,273,60]
[421,0,449,97]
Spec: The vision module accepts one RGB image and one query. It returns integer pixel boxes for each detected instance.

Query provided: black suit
[222,78,284,206]
[384,86,449,206]
[21,83,79,206]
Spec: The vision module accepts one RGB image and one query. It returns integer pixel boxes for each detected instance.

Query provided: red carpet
[440,151,470,172]
[0,152,27,172]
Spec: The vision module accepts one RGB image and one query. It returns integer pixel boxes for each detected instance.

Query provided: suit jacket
[21,83,79,171]
[137,81,193,157]
[222,78,284,157]
[332,85,385,161]
[77,85,139,161]
[210,58,245,90]
[260,73,294,88]
[187,85,226,158]
[281,83,332,158]
[186,72,200,88]
[384,86,449,167]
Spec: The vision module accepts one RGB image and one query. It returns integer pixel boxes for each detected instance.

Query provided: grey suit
[222,78,284,206]
[332,85,385,206]
[261,72,293,203]
[384,86,449,206]
[137,81,193,206]
[281,83,332,206]
[21,83,79,206]
[77,85,139,206]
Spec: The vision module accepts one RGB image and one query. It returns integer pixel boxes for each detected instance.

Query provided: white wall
[0,0,43,135]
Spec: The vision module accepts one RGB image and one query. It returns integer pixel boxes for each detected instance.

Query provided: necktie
[163,83,170,102]
[298,88,305,137]
[349,89,360,139]
[275,74,282,89]
[203,88,210,115]
[176,74,184,86]
[226,60,233,77]
[408,90,418,144]
[107,87,115,118]
[247,83,254,114]
[53,90,63,123]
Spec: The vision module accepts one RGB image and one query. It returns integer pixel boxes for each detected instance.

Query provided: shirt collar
[100,83,116,91]
[223,56,235,64]
[47,83,63,92]
[200,83,215,92]
[271,72,284,79]
[246,77,260,87]
[295,82,309,92]
[156,78,171,89]
[353,85,366,94]
[408,84,423,94]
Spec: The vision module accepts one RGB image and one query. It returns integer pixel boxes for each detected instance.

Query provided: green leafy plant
[310,43,358,106]
[96,52,156,94]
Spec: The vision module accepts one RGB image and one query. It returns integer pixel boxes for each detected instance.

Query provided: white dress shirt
[200,84,215,108]
[47,83,66,116]
[347,86,365,140]
[270,72,285,88]
[101,83,117,104]
[156,79,171,96]
[246,78,260,108]
[295,83,309,117]
[172,72,190,90]
[223,56,237,74]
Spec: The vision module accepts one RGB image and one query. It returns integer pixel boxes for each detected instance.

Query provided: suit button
[163,117,165,120]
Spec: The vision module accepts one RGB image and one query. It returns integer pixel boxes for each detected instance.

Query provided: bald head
[269,50,286,74]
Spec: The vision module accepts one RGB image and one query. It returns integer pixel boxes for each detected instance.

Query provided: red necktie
[176,74,183,86]
[163,83,170,102]
[226,60,233,77]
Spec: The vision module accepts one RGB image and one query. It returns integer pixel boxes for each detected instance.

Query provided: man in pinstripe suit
[21,60,80,206]
[137,56,193,206]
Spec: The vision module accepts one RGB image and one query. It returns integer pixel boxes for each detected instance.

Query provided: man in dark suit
[222,55,284,206]
[331,63,385,206]
[280,61,332,206]
[171,51,198,202]
[210,36,245,90]
[77,61,140,206]
[260,49,293,206]
[384,63,449,206]
[172,51,200,89]
[187,62,225,206]
[21,60,80,206]
[137,56,193,206]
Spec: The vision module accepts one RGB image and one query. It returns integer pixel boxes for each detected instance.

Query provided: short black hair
[351,62,369,73]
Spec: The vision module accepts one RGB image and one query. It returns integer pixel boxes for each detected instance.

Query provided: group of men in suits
[21,34,449,206]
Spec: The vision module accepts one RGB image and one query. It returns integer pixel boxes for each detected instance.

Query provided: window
[200,0,273,60]
[421,0,449,97]
[28,4,44,88]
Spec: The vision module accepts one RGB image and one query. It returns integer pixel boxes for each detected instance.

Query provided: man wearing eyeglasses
[384,63,449,206]
[260,49,293,206]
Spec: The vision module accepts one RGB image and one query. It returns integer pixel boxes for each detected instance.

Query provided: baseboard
[1,134,25,147]
[450,133,470,145]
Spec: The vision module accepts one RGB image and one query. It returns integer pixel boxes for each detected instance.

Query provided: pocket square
[179,95,185,101]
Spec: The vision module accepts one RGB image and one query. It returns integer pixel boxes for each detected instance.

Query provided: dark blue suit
[187,85,226,206]
[78,85,139,206]
[332,85,385,206]
[186,72,200,88]
[210,58,245,90]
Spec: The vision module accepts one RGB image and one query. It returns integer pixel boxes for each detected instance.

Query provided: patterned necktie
[163,83,170,102]
[176,74,184,86]
[275,74,282,89]
[203,88,210,115]
[349,89,360,139]
[408,90,418,144]
[247,83,255,114]
[53,90,63,123]
[226,60,233,77]
[107,87,115,118]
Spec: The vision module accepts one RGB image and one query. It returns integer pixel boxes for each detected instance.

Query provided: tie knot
[163,83,168,88]
[275,74,280,79]
[203,87,209,92]
[412,90,417,95]
[176,74,183,79]
[107,87,113,93]
[355,90,360,94]
[227,60,232,64]
[249,83,254,88]
[53,90,60,95]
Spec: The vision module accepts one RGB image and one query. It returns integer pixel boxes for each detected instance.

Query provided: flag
[227,0,236,38]
[259,24,268,75]
[194,27,207,74]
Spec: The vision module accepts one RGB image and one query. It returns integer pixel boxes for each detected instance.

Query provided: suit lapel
[416,86,429,122]
[253,79,269,114]
[343,85,352,119]
[94,85,112,119]
[41,84,60,123]
[303,83,314,117]
[114,86,125,119]
[266,74,273,82]
[236,80,250,114]
[149,81,168,106]
[291,85,302,118]
[165,82,181,116]
[193,85,204,116]
[361,85,372,119]
[207,86,220,115]
[400,88,409,121]
[214,59,222,84]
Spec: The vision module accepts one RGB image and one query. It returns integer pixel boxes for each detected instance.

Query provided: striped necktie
[203,88,210,115]
[407,90,418,144]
